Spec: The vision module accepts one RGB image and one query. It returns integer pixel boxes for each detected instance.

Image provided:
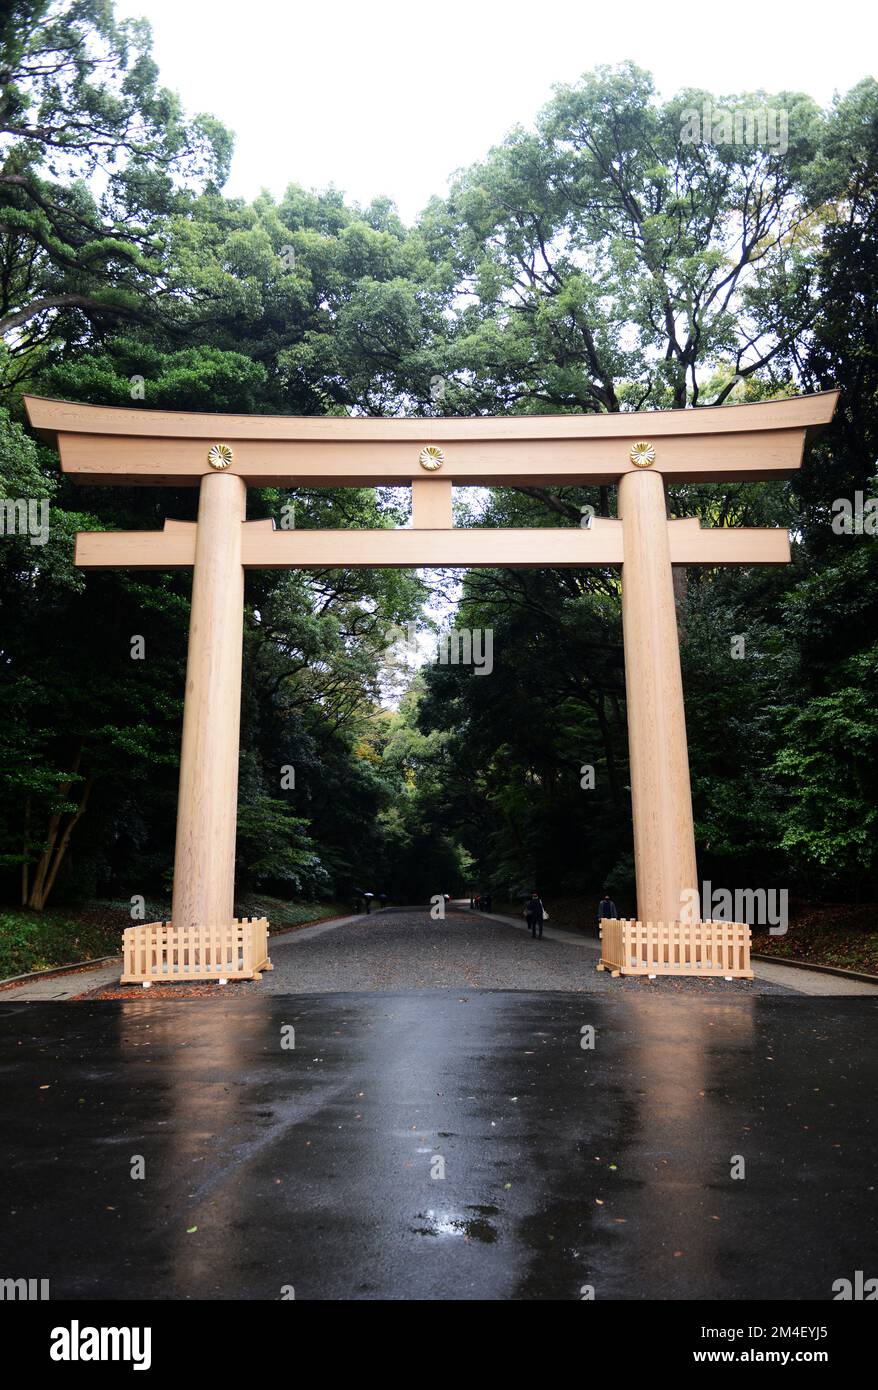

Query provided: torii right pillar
[619,467,698,925]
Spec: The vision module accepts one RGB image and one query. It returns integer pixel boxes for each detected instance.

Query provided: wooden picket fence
[121,918,272,984]
[597,918,753,978]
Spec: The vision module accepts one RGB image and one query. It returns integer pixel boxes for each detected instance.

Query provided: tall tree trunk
[36,777,93,909]
[27,747,90,911]
[21,797,31,907]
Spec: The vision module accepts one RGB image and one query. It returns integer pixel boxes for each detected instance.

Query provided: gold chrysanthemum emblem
[419,445,445,471]
[207,443,234,470]
[629,440,656,468]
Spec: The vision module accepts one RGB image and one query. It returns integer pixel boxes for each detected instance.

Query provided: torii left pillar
[171,471,246,929]
[619,467,698,925]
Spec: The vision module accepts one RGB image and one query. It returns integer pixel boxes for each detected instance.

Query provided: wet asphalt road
[2,980,877,1300]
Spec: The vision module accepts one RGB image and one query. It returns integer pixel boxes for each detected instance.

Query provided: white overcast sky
[115,0,877,224]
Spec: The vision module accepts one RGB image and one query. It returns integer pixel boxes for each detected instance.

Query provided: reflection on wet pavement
[1,990,876,1300]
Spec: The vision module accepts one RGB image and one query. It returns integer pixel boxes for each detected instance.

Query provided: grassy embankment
[0,896,350,979]
[492,896,878,975]
[750,902,878,974]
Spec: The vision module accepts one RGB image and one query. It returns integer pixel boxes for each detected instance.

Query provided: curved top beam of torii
[24,391,838,488]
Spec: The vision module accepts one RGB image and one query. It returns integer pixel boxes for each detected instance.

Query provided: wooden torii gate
[26,391,837,979]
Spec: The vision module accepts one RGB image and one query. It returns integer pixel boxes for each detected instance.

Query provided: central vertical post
[619,469,699,925]
[171,471,247,929]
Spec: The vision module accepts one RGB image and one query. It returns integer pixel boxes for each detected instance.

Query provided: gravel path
[5,907,872,1001]
[256,906,795,995]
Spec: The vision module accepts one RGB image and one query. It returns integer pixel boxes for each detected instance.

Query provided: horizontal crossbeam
[73,519,791,569]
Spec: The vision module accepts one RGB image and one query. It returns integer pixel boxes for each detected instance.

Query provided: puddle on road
[411,1205,500,1243]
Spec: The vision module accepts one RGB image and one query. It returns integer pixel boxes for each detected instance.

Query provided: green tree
[0,0,231,392]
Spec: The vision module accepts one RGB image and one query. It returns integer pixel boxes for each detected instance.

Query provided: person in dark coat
[526,891,546,939]
[598,889,618,921]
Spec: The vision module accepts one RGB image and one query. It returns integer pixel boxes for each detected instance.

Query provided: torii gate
[25,392,836,976]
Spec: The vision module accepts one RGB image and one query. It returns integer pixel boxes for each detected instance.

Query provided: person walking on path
[525,891,547,939]
[598,889,618,922]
